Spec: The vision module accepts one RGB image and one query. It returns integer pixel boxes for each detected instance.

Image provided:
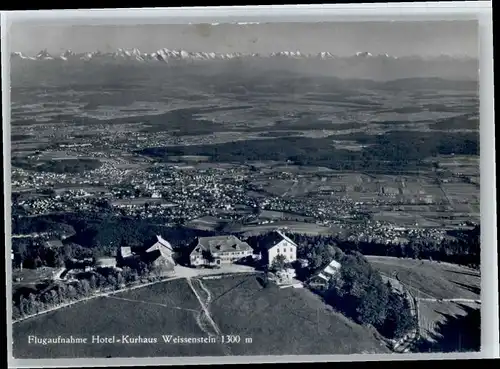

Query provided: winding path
[417,298,480,303]
[186,277,233,356]
[186,277,221,336]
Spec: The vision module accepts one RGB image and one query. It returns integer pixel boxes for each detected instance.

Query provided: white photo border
[2,2,497,367]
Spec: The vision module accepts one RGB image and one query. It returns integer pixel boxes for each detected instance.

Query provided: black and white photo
[2,3,496,365]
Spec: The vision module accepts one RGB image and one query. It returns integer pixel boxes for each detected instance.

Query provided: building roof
[151,254,175,271]
[307,259,342,286]
[120,246,133,258]
[146,242,173,258]
[97,257,116,267]
[260,230,298,250]
[310,259,341,284]
[153,235,173,251]
[144,236,175,265]
[312,273,330,282]
[45,239,63,248]
[194,235,252,254]
[323,259,341,276]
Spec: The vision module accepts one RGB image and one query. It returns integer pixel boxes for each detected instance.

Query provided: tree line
[13,216,75,236]
[324,251,416,340]
[288,226,480,269]
[12,158,102,174]
[12,259,166,320]
[246,235,416,340]
[138,131,479,174]
[11,211,478,333]
[12,212,215,264]
[12,239,92,270]
[12,212,478,272]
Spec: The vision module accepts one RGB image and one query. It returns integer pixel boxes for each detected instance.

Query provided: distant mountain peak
[10,48,475,64]
[355,51,373,57]
[36,49,53,60]
[11,51,36,60]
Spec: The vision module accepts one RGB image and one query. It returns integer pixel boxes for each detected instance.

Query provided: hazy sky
[10,21,478,57]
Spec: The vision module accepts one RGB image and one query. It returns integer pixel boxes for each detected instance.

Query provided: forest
[11,212,216,269]
[253,237,416,340]
[325,252,417,340]
[138,131,479,174]
[11,212,480,272]
[12,260,164,320]
[250,225,480,269]
[12,211,479,342]
[11,158,102,174]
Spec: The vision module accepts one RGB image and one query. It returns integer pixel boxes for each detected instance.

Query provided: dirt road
[418,298,480,303]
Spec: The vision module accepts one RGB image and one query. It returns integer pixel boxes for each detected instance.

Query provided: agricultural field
[371,211,433,227]
[185,216,228,231]
[440,183,479,206]
[12,279,227,358]
[111,198,177,207]
[258,210,314,222]
[197,274,391,355]
[244,168,479,228]
[253,171,477,214]
[12,275,391,358]
[435,155,480,176]
[226,221,335,237]
[366,256,480,353]
[52,185,110,196]
[366,256,480,300]
[34,151,85,161]
[167,155,211,163]
[253,173,372,198]
[417,300,480,344]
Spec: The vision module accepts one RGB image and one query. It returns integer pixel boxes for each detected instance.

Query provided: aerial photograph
[7,20,480,358]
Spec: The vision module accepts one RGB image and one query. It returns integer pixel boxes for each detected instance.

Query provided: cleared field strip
[417,300,480,342]
[367,256,481,351]
[366,256,480,300]
[105,295,199,313]
[186,278,221,336]
[13,279,227,358]
[200,274,391,355]
[418,298,480,303]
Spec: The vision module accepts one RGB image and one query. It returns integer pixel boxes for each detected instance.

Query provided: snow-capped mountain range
[10,48,475,63]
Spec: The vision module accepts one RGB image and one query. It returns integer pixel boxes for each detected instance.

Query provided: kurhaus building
[259,230,298,266]
[189,235,253,267]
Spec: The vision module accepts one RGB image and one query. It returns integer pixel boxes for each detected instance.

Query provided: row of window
[193,251,251,259]
[276,248,294,254]
[220,252,252,259]
[219,251,251,256]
